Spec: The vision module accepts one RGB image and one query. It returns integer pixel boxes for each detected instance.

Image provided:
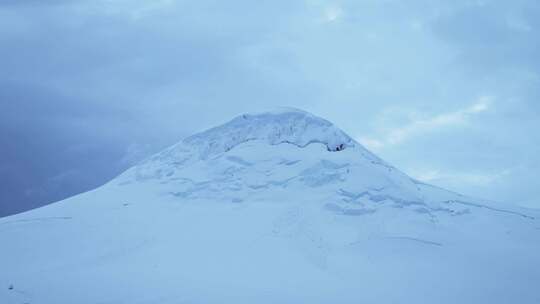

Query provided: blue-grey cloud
[1,0,539,216]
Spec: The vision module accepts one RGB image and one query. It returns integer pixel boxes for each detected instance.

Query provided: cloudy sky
[1,0,539,216]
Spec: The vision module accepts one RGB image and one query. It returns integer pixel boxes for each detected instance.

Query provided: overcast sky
[1,0,539,216]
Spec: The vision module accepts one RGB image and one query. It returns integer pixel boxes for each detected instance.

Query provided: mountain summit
[183,108,356,154]
[1,109,539,304]
[144,108,375,164]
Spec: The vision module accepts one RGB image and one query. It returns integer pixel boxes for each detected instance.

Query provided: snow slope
[1,109,539,304]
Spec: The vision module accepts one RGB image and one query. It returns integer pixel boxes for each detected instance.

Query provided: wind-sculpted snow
[135,109,384,175]
[1,109,539,304]
[184,109,355,156]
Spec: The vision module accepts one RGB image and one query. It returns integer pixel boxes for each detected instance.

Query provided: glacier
[1,109,539,304]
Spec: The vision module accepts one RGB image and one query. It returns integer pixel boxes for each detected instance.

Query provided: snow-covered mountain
[1,109,539,304]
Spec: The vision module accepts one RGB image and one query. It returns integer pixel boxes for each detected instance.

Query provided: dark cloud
[0,83,133,215]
